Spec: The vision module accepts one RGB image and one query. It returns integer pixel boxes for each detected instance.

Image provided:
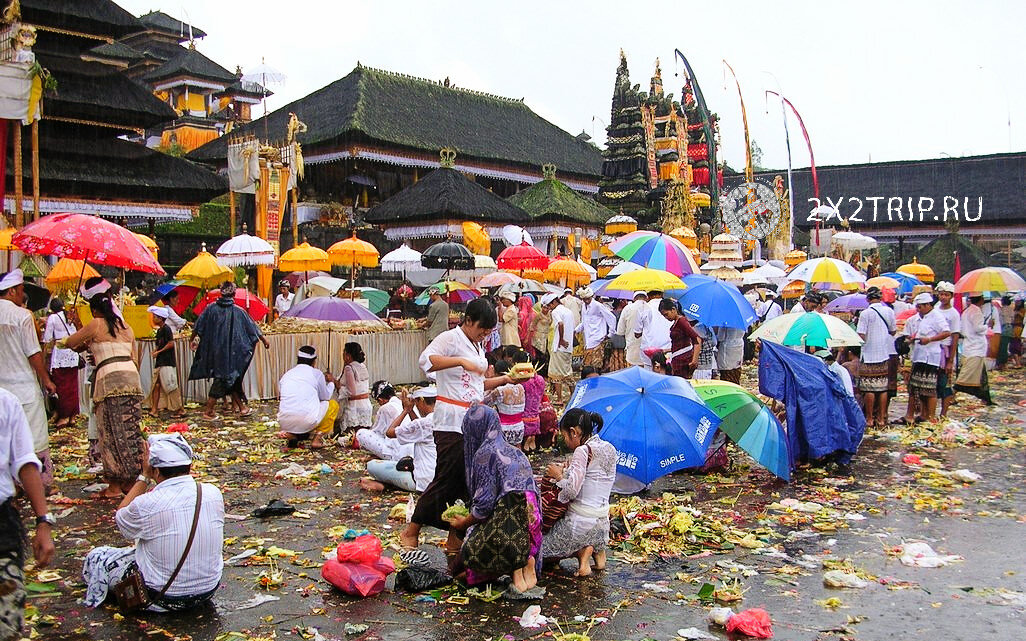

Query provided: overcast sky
[118,0,1024,170]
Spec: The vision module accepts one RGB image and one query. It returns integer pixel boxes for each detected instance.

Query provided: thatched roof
[189,65,602,179]
[364,167,529,225]
[908,233,994,282]
[506,178,612,225]
[43,54,178,130]
[750,152,1026,229]
[8,128,227,204]
[22,0,143,41]
[85,41,145,64]
[138,10,207,40]
[143,47,238,85]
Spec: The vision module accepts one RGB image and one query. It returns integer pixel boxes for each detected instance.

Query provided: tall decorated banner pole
[765,91,818,244]
[723,60,753,182]
[764,79,796,251]
[674,49,719,224]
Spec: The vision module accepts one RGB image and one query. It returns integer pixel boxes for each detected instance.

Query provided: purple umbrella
[824,293,868,313]
[284,297,386,323]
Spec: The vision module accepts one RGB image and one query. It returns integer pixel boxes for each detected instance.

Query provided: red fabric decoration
[687,144,708,161]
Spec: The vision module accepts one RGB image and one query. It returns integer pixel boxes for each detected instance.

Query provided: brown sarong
[606,349,628,372]
[857,360,890,393]
[909,363,939,398]
[412,431,468,531]
[582,344,605,369]
[95,395,144,484]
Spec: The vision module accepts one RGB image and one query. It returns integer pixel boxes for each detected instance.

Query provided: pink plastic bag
[726,608,773,638]
[336,534,383,564]
[321,557,395,597]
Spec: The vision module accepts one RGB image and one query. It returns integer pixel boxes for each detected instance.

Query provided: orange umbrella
[45,258,100,292]
[327,234,379,269]
[866,275,900,290]
[544,255,591,289]
[784,249,807,269]
[462,222,491,256]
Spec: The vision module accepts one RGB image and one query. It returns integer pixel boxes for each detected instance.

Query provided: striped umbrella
[749,311,864,348]
[608,231,699,277]
[954,267,1026,294]
[787,257,866,286]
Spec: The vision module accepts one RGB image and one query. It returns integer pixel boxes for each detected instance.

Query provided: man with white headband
[0,269,56,490]
[575,286,615,372]
[147,306,185,419]
[363,385,437,493]
[83,433,224,612]
[276,346,338,449]
[901,293,951,424]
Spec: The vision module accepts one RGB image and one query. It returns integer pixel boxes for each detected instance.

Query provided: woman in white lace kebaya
[540,408,617,576]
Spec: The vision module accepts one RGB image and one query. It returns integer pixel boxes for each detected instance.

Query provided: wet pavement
[28,367,1026,641]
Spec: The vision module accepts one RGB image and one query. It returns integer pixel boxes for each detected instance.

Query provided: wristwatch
[35,513,56,527]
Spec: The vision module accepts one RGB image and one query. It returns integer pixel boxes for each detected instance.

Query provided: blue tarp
[758,340,865,465]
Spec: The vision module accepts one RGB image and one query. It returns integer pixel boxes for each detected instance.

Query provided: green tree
[751,140,767,172]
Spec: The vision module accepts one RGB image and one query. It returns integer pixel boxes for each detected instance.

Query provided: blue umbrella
[154,279,186,297]
[880,272,923,295]
[566,367,721,484]
[676,278,758,329]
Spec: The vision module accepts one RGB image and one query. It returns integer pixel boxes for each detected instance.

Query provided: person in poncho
[189,282,269,419]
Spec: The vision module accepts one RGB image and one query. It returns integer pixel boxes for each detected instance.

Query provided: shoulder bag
[112,482,204,612]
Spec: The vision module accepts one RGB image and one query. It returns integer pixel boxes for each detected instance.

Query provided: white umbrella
[242,58,287,138]
[474,254,497,271]
[742,264,789,287]
[381,243,425,273]
[787,257,866,285]
[831,231,878,251]
[577,257,597,279]
[305,275,348,297]
[502,225,532,247]
[606,260,644,278]
[215,234,275,267]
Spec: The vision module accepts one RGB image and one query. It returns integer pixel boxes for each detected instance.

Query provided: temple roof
[190,65,602,178]
[507,178,612,225]
[138,10,207,40]
[21,0,144,41]
[364,167,530,225]
[8,130,227,205]
[84,40,145,64]
[142,47,239,85]
[43,54,178,130]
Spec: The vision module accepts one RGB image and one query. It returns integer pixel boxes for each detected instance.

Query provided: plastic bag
[823,570,869,588]
[725,608,773,638]
[336,534,383,564]
[321,557,395,597]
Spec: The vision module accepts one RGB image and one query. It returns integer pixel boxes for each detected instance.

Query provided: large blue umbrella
[880,272,923,295]
[676,278,758,329]
[566,367,721,484]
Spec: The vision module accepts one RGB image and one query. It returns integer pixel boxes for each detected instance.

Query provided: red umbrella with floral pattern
[13,213,164,274]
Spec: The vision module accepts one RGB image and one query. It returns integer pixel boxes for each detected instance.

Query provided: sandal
[239,407,254,417]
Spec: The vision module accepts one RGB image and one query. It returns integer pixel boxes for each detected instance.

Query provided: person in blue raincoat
[757,340,865,474]
[189,282,270,419]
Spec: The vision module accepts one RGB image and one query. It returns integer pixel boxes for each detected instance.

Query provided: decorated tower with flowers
[597,51,650,215]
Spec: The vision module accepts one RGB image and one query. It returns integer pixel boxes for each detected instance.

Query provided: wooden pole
[30,120,39,221]
[291,187,299,248]
[13,124,22,228]
[229,190,236,236]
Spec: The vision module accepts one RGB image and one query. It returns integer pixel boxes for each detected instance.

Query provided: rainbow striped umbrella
[608,231,699,277]
[691,379,790,480]
[954,267,1026,294]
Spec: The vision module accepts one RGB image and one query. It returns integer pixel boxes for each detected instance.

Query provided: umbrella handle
[71,249,91,312]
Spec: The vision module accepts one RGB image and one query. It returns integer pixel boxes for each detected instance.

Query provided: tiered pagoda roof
[507,175,612,225]
[138,10,207,41]
[143,47,239,86]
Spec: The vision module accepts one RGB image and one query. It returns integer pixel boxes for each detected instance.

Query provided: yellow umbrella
[784,249,807,269]
[278,242,330,272]
[176,245,233,288]
[327,234,379,269]
[45,258,101,292]
[605,214,637,235]
[669,226,698,249]
[544,256,591,289]
[0,228,16,251]
[897,257,935,283]
[133,232,159,259]
[781,280,806,299]
[607,268,687,293]
[462,222,491,256]
[866,276,900,290]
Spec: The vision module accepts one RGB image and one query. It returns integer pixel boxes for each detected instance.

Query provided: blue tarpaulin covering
[758,340,865,465]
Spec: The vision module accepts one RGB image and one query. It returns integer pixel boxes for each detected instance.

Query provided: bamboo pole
[30,120,39,221]
[291,187,298,248]
[13,124,22,227]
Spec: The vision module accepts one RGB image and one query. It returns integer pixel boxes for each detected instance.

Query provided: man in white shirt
[0,270,56,490]
[274,280,295,317]
[815,349,855,397]
[902,293,951,424]
[159,291,187,334]
[789,293,819,315]
[560,288,582,332]
[546,293,575,403]
[83,433,224,611]
[622,291,650,367]
[364,386,437,492]
[954,294,994,404]
[0,389,54,639]
[575,286,616,371]
[933,281,961,416]
[356,380,413,461]
[759,292,783,321]
[856,287,896,427]
[642,290,672,366]
[276,346,338,449]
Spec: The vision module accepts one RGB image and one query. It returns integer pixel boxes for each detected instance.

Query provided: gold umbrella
[45,258,101,293]
[176,244,234,289]
[462,222,491,256]
[897,257,935,284]
[328,233,379,296]
[279,242,330,272]
[133,233,159,259]
[544,256,591,289]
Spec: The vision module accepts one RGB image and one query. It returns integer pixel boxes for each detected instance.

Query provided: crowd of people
[0,261,1020,628]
